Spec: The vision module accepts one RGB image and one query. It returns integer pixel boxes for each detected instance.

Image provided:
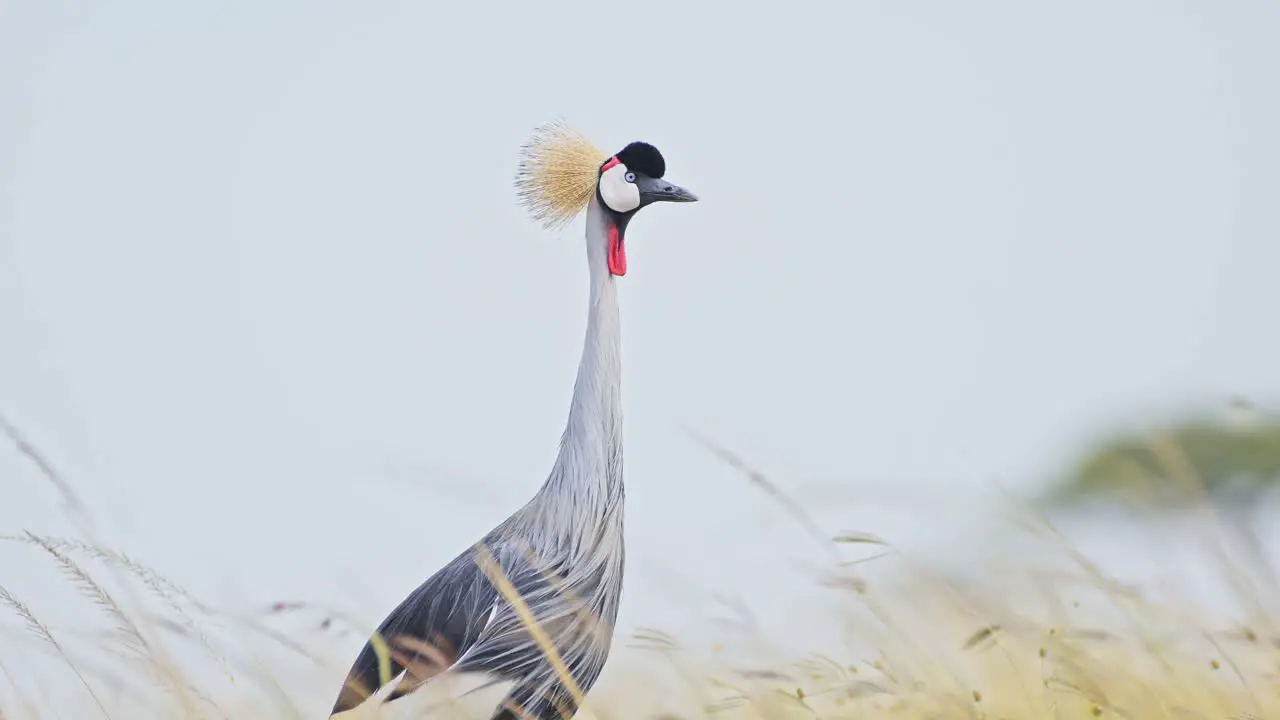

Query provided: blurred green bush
[1048,403,1280,508]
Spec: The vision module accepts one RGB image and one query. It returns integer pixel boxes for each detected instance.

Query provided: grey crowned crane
[330,122,698,719]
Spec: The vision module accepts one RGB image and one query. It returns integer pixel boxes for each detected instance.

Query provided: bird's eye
[624,171,636,183]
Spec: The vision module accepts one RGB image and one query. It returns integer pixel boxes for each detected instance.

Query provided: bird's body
[331,123,696,720]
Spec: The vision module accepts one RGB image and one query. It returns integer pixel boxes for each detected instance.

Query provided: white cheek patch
[598,164,640,213]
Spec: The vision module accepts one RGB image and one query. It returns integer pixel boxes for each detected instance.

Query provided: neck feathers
[533,197,625,545]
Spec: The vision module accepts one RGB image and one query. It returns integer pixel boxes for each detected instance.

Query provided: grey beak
[637,175,699,204]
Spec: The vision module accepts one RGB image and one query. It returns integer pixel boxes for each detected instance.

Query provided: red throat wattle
[607,223,627,277]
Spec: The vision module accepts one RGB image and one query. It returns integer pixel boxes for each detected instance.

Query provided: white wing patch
[598,163,639,213]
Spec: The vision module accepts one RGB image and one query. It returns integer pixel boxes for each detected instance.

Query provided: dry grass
[2,416,1279,719]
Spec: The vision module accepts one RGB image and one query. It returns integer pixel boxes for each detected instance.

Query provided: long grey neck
[528,197,625,545]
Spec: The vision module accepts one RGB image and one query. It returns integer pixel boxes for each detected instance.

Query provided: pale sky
[2,0,1278,696]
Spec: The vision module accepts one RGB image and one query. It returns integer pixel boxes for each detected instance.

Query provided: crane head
[514,120,697,277]
[595,141,697,276]
[595,141,698,212]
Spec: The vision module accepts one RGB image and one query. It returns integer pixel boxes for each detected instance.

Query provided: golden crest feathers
[515,119,608,230]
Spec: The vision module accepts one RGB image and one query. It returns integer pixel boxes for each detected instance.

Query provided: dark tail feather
[331,625,462,716]
[329,554,493,715]
[329,637,406,716]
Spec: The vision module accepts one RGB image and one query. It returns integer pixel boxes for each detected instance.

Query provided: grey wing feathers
[458,543,607,676]
[329,548,499,715]
[330,538,619,719]
[461,543,620,718]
